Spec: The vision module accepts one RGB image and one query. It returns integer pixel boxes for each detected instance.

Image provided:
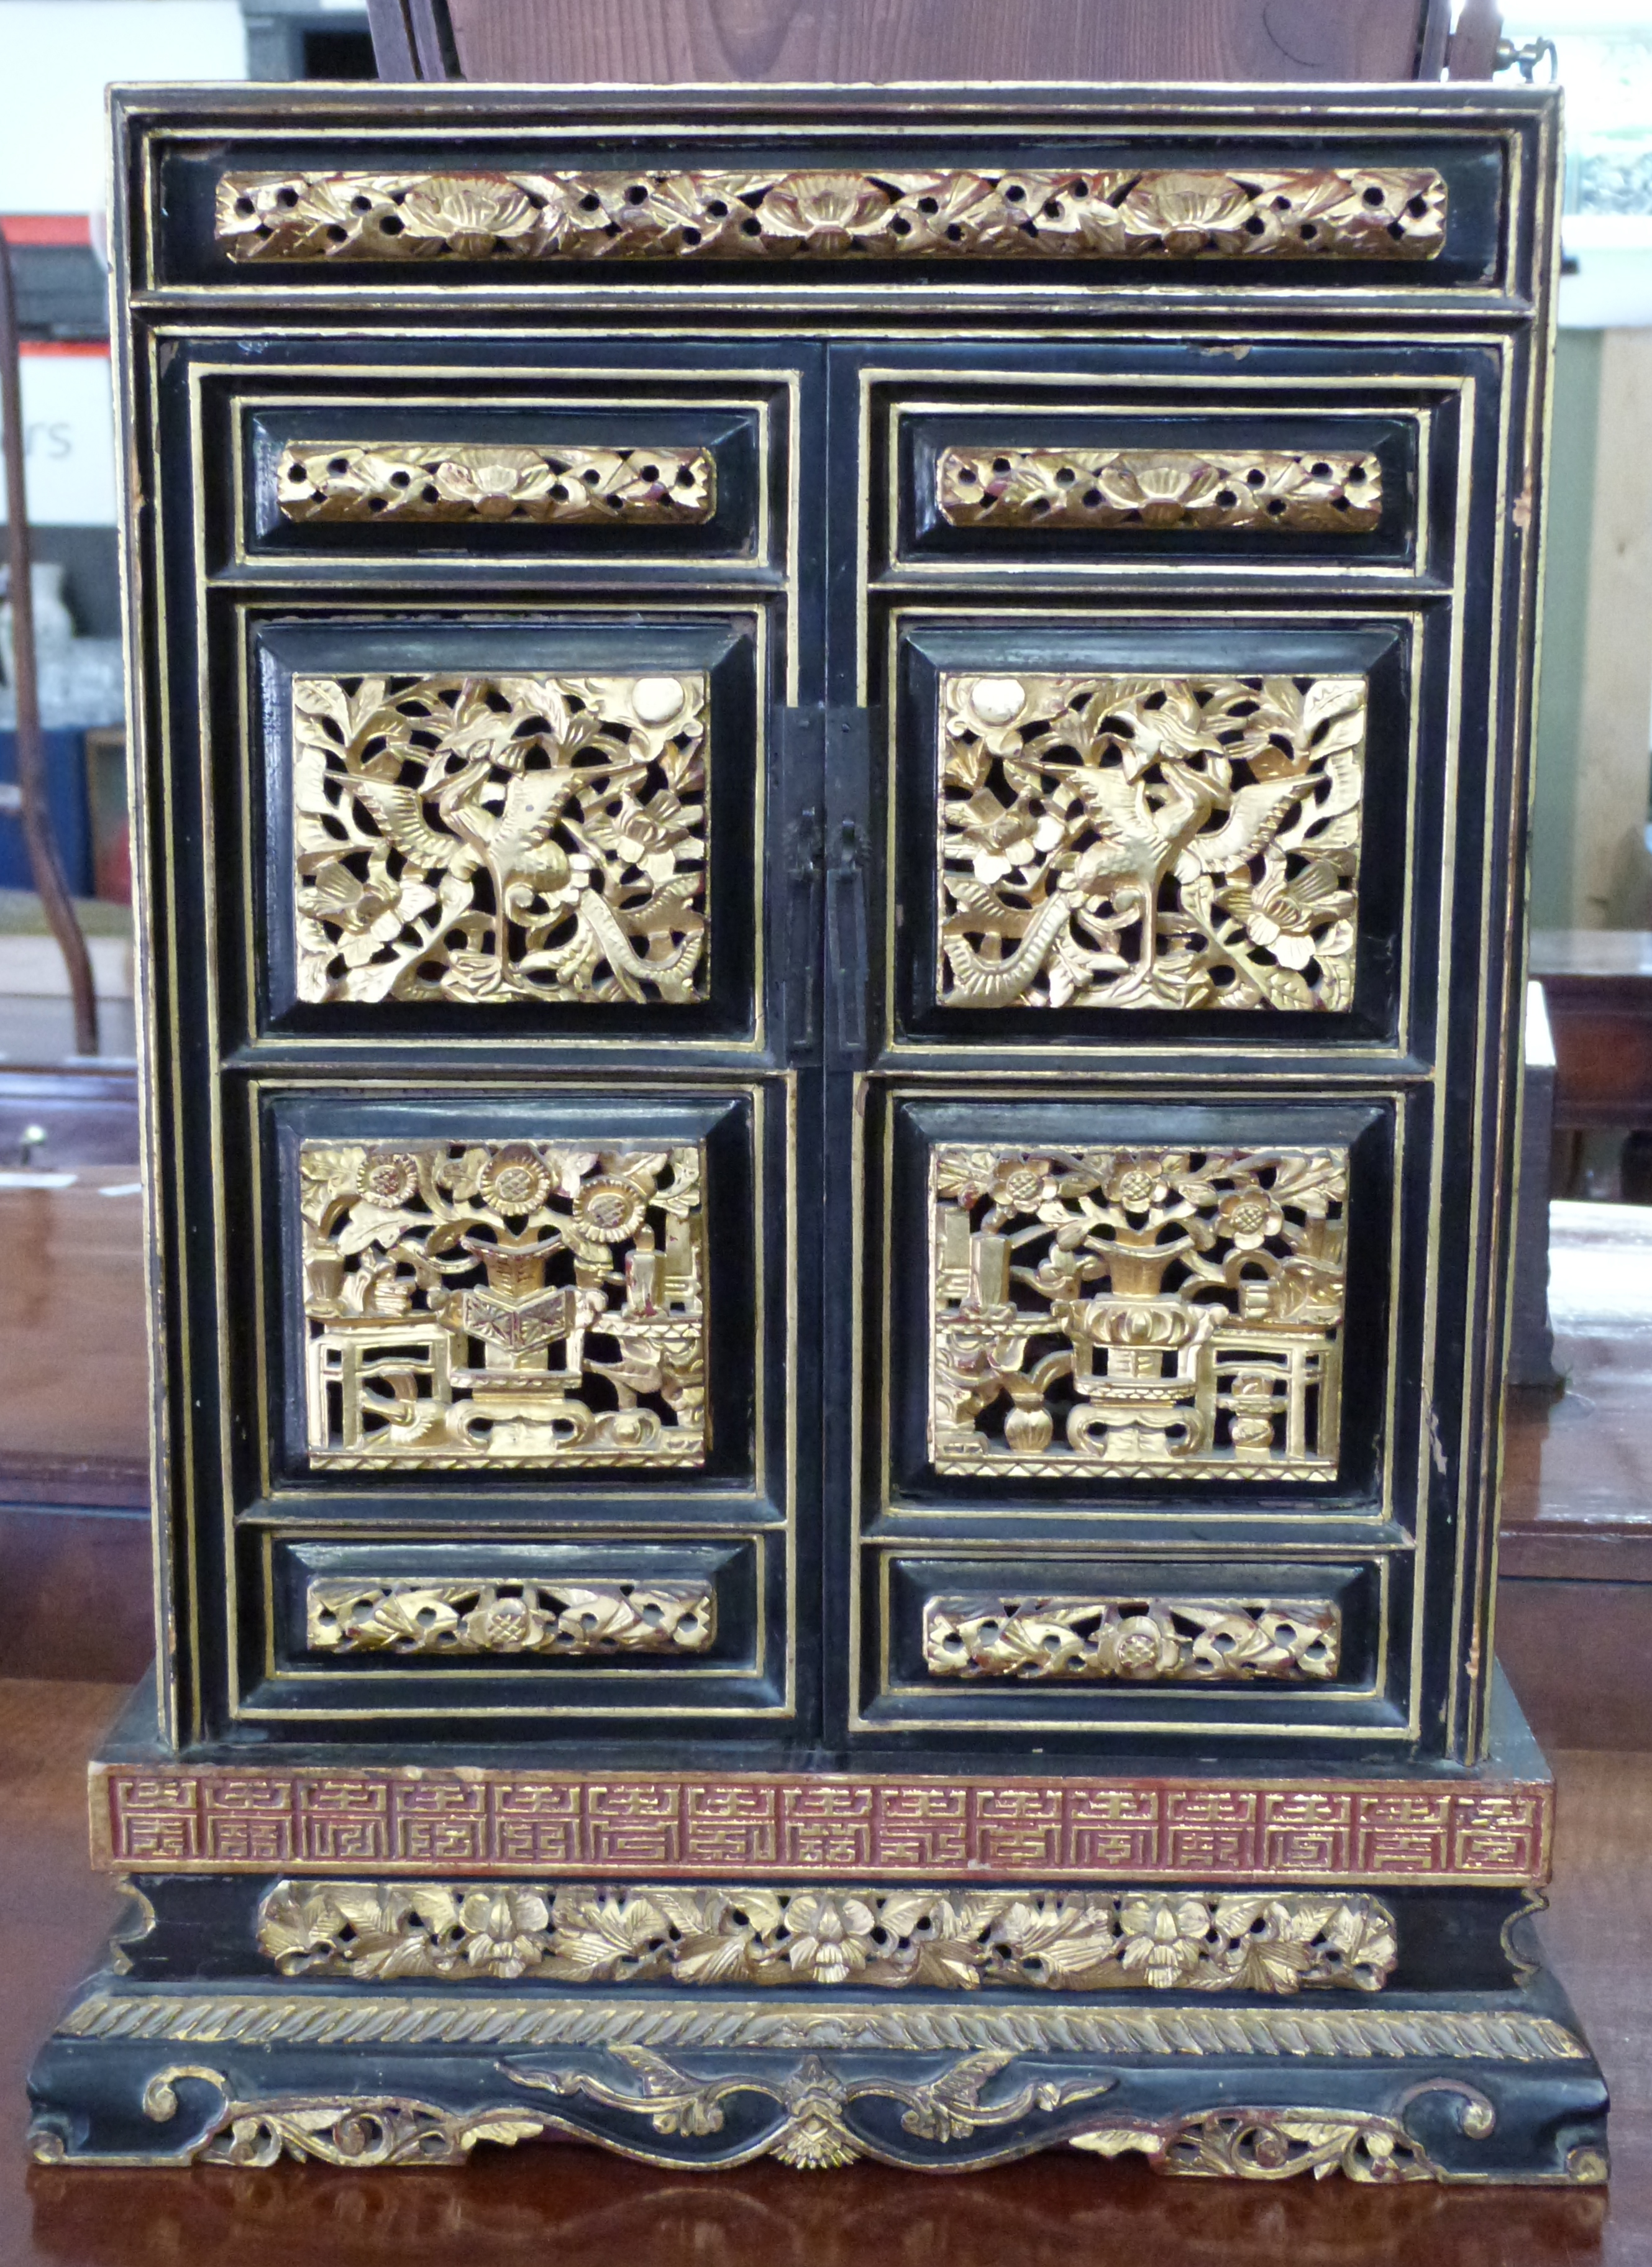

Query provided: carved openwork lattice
[276,442,716,525]
[938,672,1365,1013]
[258,1880,1397,1993]
[922,1594,1341,1681]
[217,167,1446,265]
[307,1576,716,1656]
[299,1139,706,1468]
[937,447,1384,532]
[293,672,708,1007]
[929,1144,1347,1480]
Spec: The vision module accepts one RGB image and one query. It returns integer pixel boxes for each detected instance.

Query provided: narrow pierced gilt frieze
[307,1577,716,1656]
[929,1144,1346,1480]
[276,442,716,526]
[938,672,1365,1013]
[300,1139,706,1469]
[216,167,1447,265]
[922,1594,1341,1682]
[937,447,1384,532]
[293,671,707,1007]
[258,1881,1398,1993]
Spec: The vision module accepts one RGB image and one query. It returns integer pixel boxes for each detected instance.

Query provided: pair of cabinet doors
[152,325,1516,1765]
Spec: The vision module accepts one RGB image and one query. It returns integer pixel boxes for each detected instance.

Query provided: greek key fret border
[94,1766,1551,1884]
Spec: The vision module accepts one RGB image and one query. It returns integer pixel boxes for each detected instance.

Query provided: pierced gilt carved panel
[307,1576,716,1656]
[923,1594,1341,1682]
[929,1144,1346,1480]
[258,1881,1398,1993]
[276,442,716,525]
[938,447,1384,532]
[293,671,707,1007]
[938,672,1366,1013]
[217,168,1447,265]
[299,1139,706,1468]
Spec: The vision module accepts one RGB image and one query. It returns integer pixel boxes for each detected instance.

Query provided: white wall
[0,1,247,217]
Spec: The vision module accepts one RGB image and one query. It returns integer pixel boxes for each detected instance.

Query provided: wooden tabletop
[2,1678,1649,2262]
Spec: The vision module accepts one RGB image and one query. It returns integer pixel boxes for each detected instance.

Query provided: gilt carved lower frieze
[301,1138,706,1468]
[939,670,1366,1013]
[258,1881,1399,1993]
[938,447,1384,532]
[923,1595,1340,1682]
[294,668,708,1008]
[931,1143,1346,1480]
[277,442,715,525]
[218,167,1446,265]
[306,1577,716,1656]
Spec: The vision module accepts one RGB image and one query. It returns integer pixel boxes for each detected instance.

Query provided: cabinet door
[823,339,1504,1763]
[145,334,824,1745]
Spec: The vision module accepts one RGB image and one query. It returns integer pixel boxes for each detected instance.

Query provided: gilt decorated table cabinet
[26,80,1610,2185]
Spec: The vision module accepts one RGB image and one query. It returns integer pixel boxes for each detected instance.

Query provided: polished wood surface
[1532,930,1652,1134]
[442,0,1438,86]
[0,1677,1638,2263]
[0,1177,147,1504]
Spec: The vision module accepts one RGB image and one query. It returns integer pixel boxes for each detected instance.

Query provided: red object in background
[0,216,92,245]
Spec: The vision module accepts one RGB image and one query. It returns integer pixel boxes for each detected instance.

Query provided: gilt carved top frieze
[930,1144,1346,1480]
[300,1138,706,1468]
[938,672,1366,1013]
[217,167,1447,265]
[293,670,708,1008]
[276,442,716,525]
[937,447,1384,532]
[923,1594,1341,1682]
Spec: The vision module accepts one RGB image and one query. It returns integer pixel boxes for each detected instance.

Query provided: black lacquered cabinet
[25,84,1610,2187]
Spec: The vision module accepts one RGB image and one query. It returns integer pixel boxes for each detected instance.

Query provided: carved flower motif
[988,1156,1060,1213]
[460,1592,541,1651]
[361,1150,421,1207]
[1105,1156,1172,1213]
[1117,1896,1215,1988]
[572,1177,649,1244]
[478,1146,554,1215]
[397,175,539,258]
[1231,860,1353,971]
[1215,1187,1285,1251]
[782,1893,882,1982]
[1122,170,1253,256]
[457,1888,552,1976]
[1092,454,1226,526]
[1100,1613,1183,1680]
[434,455,537,511]
[756,171,892,253]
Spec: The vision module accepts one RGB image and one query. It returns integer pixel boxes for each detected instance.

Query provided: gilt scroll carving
[276,442,715,525]
[937,447,1383,532]
[293,671,707,1007]
[258,1881,1398,1993]
[217,168,1446,265]
[923,1594,1341,1682]
[938,672,1365,1013]
[299,1138,706,1468]
[929,1144,1347,1480]
[307,1577,716,1656]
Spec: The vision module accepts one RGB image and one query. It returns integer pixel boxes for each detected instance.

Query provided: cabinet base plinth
[27,1969,1608,2183]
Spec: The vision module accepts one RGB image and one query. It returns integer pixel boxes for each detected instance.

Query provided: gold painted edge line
[116,206,178,1746]
[1469,105,1561,1768]
[1464,124,1554,1759]
[1445,356,1510,1756]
